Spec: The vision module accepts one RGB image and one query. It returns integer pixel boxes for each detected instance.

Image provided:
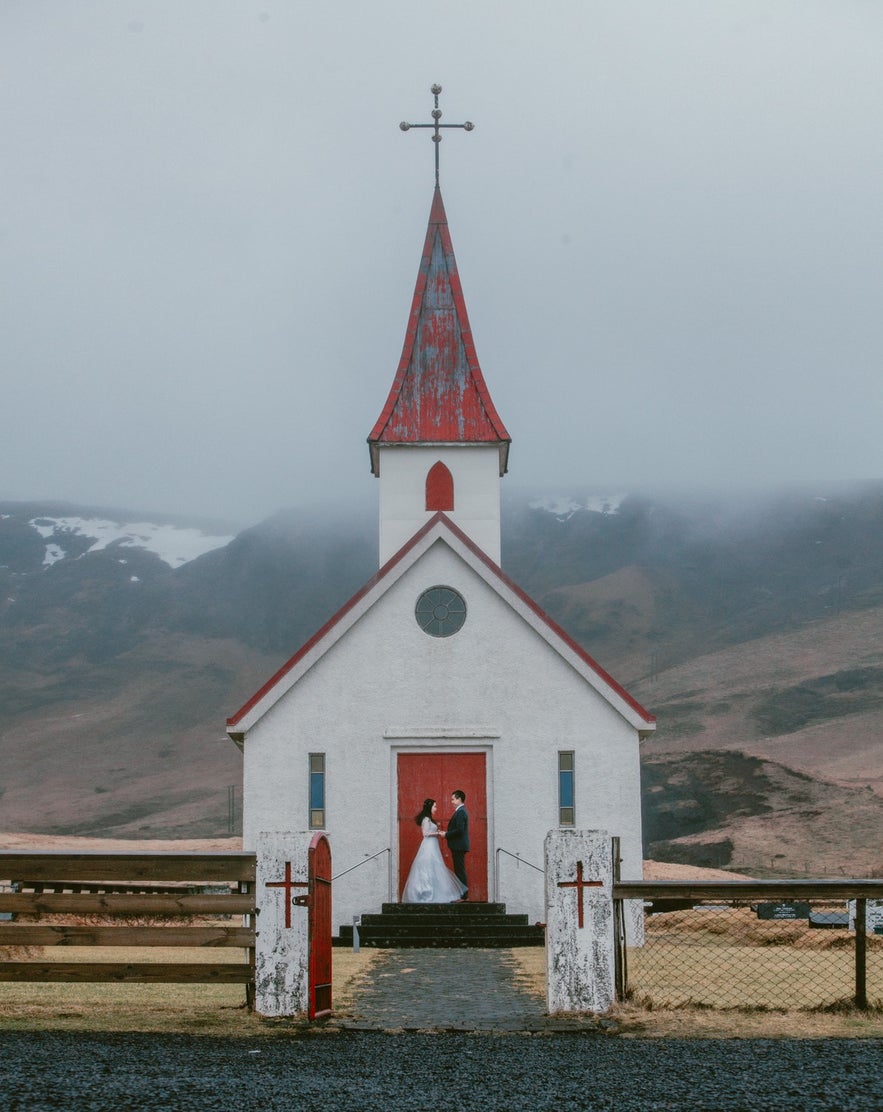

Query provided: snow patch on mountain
[29,516,234,568]
[529,494,626,520]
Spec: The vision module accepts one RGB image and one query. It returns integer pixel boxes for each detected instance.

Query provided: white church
[227,181,655,930]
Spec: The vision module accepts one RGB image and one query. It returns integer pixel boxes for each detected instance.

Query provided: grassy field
[1,946,881,1038]
[507,949,883,1039]
[0,948,381,1036]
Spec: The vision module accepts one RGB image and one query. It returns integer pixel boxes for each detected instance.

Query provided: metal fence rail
[614,880,883,1010]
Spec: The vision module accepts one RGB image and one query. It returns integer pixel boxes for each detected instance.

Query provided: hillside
[0,486,881,872]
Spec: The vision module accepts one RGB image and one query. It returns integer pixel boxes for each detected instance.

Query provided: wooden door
[397,752,488,902]
[307,833,332,1020]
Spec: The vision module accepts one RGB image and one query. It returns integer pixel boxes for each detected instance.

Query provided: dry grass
[507,947,883,1039]
[0,948,382,1035]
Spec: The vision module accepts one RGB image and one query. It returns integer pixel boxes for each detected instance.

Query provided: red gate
[307,833,332,1020]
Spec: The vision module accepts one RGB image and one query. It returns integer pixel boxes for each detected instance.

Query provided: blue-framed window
[558,751,574,826]
[309,753,325,829]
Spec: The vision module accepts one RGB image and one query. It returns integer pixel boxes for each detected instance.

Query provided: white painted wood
[254,833,311,1017]
[545,830,615,1014]
[239,539,646,934]
[377,444,502,563]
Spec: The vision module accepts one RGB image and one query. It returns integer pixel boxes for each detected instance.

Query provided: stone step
[334,900,545,949]
[339,922,542,941]
[360,912,530,927]
[379,902,508,916]
[331,934,542,951]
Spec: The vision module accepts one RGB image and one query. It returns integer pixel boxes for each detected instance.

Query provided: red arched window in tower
[426,461,454,511]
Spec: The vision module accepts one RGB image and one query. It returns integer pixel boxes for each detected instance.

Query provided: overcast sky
[3,1,882,526]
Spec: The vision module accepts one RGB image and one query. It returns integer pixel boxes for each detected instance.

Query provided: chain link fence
[617,888,882,1011]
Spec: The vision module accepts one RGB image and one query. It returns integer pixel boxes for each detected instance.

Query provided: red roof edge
[368,186,511,469]
[227,512,655,732]
[226,514,446,728]
[438,513,656,726]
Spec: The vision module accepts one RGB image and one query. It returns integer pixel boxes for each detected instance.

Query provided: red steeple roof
[368,187,510,475]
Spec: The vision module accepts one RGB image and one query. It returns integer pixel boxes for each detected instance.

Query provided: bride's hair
[414,798,435,825]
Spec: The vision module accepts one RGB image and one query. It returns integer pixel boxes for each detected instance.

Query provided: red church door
[397,752,488,902]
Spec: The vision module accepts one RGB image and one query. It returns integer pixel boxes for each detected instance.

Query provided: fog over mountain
[1,483,881,876]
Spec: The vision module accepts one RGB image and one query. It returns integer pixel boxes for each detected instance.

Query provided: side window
[558,751,574,825]
[309,753,325,829]
[426,461,454,511]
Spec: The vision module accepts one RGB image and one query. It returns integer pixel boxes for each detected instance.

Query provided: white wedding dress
[402,818,468,903]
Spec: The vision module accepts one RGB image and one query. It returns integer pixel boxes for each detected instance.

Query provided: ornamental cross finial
[400,84,474,186]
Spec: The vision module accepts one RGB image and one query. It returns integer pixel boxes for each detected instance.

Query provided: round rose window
[415,585,467,637]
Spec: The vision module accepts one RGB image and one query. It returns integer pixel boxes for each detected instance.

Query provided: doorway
[396,752,488,902]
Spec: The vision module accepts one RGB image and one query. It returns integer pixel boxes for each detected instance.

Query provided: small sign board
[756,902,811,921]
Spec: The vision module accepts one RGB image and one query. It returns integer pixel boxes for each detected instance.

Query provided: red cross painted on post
[556,860,603,929]
[265,861,308,929]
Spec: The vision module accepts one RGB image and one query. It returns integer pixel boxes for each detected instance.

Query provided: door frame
[390,743,494,903]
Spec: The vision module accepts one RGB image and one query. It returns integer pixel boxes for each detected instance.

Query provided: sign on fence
[756,902,811,920]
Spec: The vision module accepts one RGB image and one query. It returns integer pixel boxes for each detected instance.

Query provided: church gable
[227,513,655,741]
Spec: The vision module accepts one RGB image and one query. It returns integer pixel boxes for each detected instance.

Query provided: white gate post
[254,832,312,1017]
[545,829,615,1014]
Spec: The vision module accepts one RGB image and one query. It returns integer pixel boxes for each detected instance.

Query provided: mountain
[1,487,881,875]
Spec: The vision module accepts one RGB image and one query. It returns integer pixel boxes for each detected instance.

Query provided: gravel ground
[1,1030,880,1111]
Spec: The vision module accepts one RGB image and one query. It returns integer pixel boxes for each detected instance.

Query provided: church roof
[226,512,655,740]
[368,187,511,476]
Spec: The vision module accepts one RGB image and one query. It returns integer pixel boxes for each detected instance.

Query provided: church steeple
[368,186,510,475]
[368,186,511,565]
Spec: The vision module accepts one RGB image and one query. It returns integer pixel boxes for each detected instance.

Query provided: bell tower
[368,89,510,565]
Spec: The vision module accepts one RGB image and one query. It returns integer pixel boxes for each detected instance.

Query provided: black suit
[446,805,469,895]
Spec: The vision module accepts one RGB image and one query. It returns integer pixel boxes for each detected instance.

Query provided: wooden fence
[0,852,256,992]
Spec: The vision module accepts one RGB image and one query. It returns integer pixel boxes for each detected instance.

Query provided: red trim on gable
[227,512,655,731]
[226,515,444,728]
[434,514,656,726]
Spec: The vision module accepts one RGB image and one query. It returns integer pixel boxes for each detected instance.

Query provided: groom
[444,789,470,901]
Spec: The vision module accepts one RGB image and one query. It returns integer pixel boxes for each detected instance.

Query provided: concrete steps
[335,901,546,948]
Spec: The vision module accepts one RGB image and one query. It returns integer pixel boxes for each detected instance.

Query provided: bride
[402,798,468,903]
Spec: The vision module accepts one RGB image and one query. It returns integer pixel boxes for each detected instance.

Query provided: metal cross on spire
[400,84,474,186]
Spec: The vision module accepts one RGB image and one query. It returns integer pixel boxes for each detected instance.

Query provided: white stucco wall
[240,542,644,932]
[376,444,502,564]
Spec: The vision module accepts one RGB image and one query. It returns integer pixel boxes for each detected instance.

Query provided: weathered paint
[254,833,311,1017]
[368,187,510,476]
[545,830,615,1014]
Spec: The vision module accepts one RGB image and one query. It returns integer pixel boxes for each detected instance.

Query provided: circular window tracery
[415,585,467,637]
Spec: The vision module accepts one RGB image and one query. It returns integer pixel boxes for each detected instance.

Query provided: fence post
[855,897,867,1010]
[254,832,312,1017]
[611,836,628,1002]
[545,829,614,1014]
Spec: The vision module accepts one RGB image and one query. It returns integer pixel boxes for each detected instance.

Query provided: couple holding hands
[402,791,470,904]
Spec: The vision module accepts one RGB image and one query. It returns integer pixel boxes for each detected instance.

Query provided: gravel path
[339,948,549,1030]
[1,1030,881,1111]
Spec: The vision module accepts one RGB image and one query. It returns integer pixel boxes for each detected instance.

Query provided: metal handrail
[332,847,393,902]
[495,847,543,903]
